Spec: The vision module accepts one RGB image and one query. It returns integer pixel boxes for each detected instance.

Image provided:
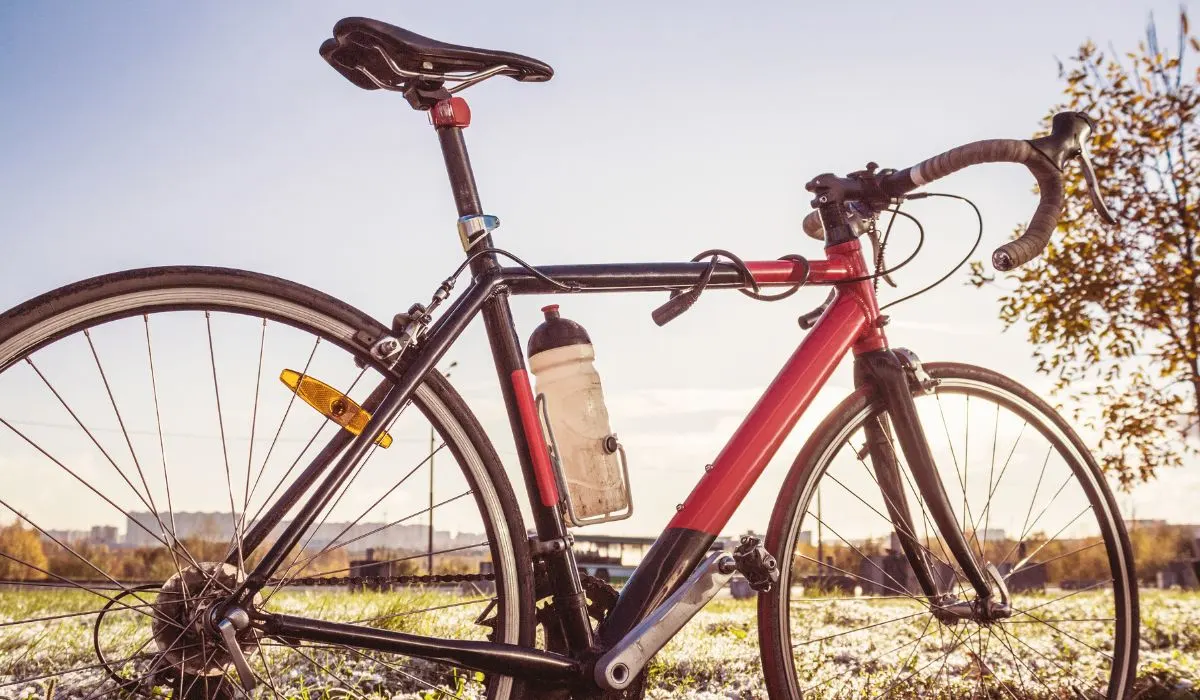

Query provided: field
[0,588,1197,699]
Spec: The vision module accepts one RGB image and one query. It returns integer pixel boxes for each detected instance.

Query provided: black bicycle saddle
[320,17,554,91]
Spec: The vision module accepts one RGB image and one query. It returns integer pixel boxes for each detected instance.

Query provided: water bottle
[527,305,630,524]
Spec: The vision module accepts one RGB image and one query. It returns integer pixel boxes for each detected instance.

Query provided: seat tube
[431,98,595,653]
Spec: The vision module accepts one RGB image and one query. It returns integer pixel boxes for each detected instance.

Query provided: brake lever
[1076,139,1117,225]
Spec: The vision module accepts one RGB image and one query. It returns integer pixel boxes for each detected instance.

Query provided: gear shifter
[1077,133,1117,224]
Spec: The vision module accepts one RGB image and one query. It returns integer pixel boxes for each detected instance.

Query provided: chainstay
[270,572,497,587]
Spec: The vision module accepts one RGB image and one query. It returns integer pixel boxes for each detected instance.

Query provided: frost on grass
[0,588,1197,698]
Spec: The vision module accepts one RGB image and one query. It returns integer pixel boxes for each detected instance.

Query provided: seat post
[429,96,499,271]
[436,125,482,216]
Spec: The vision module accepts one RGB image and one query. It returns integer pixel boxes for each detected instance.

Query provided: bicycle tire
[758,362,1138,699]
[0,266,536,699]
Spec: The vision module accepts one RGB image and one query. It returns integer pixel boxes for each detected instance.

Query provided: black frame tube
[855,350,994,600]
[852,359,943,600]
[233,279,496,599]
[501,262,761,294]
[265,614,580,681]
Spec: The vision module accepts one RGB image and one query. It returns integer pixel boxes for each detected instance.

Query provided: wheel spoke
[16,362,202,571]
[976,418,1026,554]
[869,626,981,699]
[993,623,1092,685]
[1009,505,1092,574]
[792,608,930,648]
[244,336,320,510]
[1005,540,1103,581]
[281,541,489,581]
[350,595,497,626]
[237,318,268,552]
[145,315,187,580]
[204,311,244,571]
[803,511,925,604]
[84,328,187,576]
[0,503,167,618]
[0,650,158,689]
[0,417,195,567]
[0,594,206,628]
[277,490,474,590]
[1008,444,1054,563]
[260,411,414,601]
[343,645,470,699]
[283,644,370,699]
[287,441,446,579]
[254,644,288,700]
[241,365,369,532]
[826,462,955,573]
[988,621,1057,697]
[934,394,978,543]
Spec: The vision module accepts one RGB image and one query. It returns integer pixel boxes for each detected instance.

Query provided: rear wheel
[0,267,535,699]
[758,362,1137,699]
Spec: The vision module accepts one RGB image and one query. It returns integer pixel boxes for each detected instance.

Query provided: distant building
[90,525,118,546]
[1125,518,1169,530]
[572,534,658,582]
[43,526,121,547]
[124,511,483,555]
[126,512,232,547]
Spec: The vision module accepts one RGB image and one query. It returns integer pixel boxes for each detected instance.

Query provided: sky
[1,1,1197,539]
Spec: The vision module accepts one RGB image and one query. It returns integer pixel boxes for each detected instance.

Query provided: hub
[152,562,258,677]
[930,563,1014,625]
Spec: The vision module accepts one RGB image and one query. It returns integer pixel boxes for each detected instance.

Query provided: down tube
[601,290,868,643]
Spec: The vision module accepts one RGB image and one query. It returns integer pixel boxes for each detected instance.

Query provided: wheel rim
[774,372,1133,699]
[0,282,521,699]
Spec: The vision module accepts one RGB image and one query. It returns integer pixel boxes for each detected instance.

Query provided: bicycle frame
[223,96,994,687]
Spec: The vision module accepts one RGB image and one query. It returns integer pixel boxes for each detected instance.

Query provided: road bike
[0,16,1138,699]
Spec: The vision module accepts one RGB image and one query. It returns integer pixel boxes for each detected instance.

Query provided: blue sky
[1,1,1196,536]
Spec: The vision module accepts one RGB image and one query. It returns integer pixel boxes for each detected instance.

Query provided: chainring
[534,563,647,700]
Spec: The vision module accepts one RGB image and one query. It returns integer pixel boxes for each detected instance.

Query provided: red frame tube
[669,239,887,534]
[745,258,851,285]
[511,369,561,507]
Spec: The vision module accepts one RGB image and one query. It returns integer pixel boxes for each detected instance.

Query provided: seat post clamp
[457,214,501,251]
[430,97,472,128]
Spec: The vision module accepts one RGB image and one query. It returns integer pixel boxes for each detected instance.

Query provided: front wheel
[758,362,1138,699]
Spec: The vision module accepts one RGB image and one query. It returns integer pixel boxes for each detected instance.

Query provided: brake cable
[879,192,983,310]
[651,249,812,326]
[836,207,926,284]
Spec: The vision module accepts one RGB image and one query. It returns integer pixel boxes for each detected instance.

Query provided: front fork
[854,349,1011,622]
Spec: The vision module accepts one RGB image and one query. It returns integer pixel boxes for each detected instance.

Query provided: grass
[0,587,1196,698]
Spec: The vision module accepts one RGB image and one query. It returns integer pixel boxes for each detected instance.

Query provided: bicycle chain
[272,572,496,587]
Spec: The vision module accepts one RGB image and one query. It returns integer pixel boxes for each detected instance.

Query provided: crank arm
[594,551,737,691]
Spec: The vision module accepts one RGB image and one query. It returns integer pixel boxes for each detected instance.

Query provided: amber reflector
[279,370,392,448]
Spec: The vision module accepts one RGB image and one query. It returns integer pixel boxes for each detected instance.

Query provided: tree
[972,11,1200,485]
[0,522,48,580]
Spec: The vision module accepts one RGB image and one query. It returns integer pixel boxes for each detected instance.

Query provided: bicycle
[0,16,1137,700]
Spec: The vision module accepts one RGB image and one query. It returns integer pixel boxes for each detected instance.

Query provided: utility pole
[816,488,824,588]
[428,361,456,575]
